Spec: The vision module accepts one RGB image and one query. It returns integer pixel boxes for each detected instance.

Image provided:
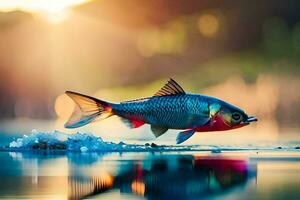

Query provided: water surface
[1,151,300,199]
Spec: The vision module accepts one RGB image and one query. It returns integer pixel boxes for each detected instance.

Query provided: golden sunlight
[0,0,91,23]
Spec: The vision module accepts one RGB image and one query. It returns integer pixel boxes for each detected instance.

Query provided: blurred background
[0,0,300,146]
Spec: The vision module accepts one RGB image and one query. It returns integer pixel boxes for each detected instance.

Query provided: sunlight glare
[0,0,90,23]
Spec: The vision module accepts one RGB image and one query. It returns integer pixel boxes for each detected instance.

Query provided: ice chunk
[5,130,169,152]
[80,146,88,152]
[5,129,198,152]
[7,129,300,152]
[8,129,67,149]
[7,130,122,151]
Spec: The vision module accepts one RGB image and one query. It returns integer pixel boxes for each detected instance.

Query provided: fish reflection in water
[69,155,256,200]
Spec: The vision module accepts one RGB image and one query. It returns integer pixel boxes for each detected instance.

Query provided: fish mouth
[240,116,257,126]
[245,116,258,123]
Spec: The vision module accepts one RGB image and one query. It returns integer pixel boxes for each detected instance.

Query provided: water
[1,129,300,199]
[0,150,300,200]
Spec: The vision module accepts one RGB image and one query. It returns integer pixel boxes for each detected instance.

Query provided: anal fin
[151,125,168,138]
[120,118,145,129]
[176,130,195,144]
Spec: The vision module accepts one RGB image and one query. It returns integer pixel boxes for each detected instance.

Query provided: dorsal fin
[154,78,185,97]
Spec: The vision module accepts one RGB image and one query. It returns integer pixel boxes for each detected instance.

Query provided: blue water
[0,150,300,199]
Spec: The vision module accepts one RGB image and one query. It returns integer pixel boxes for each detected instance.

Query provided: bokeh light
[198,14,219,37]
[136,20,186,57]
[54,94,74,119]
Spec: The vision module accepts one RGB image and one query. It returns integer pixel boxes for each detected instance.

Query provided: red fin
[131,120,145,128]
[120,118,145,129]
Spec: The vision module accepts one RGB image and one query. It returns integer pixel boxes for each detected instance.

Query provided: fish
[64,78,257,144]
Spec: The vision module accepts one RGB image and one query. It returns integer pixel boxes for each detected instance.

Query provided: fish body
[113,94,210,129]
[65,79,257,144]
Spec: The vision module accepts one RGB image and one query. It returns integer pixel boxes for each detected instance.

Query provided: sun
[42,6,70,24]
[0,0,91,24]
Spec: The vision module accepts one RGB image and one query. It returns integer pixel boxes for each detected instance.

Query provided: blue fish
[65,79,257,144]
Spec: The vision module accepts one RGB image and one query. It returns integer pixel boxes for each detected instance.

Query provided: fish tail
[64,91,114,128]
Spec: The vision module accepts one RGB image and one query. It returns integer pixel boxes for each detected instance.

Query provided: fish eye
[232,112,241,121]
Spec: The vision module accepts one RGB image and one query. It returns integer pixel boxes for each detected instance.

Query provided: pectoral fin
[176,129,195,144]
[151,125,168,137]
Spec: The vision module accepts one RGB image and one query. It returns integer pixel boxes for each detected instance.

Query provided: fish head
[208,102,257,131]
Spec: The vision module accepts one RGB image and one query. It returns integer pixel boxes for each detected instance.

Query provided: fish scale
[113,94,209,129]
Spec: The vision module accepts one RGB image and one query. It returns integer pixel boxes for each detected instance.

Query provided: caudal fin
[64,91,114,128]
